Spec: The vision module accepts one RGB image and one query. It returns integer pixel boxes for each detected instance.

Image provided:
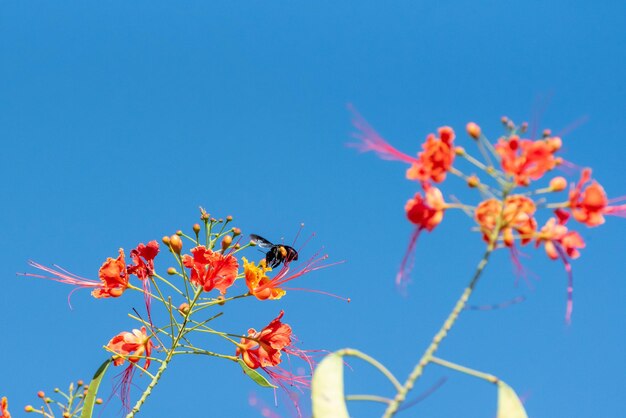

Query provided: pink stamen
[348,104,418,164]
[396,227,421,292]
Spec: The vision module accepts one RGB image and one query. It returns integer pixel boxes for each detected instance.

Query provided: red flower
[24,249,129,300]
[107,326,154,368]
[495,135,561,186]
[569,168,626,227]
[92,249,129,298]
[236,311,313,391]
[397,186,446,289]
[182,246,239,294]
[1,397,10,418]
[405,186,446,231]
[107,326,155,411]
[127,241,159,281]
[406,127,456,183]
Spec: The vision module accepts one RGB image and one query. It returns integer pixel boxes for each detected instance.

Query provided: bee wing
[249,234,274,248]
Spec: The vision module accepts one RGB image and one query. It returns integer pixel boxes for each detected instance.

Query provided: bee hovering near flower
[249,234,299,268]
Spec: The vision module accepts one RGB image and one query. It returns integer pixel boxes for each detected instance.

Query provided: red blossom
[397,186,446,289]
[127,241,159,281]
[406,127,456,183]
[569,168,626,227]
[236,311,314,392]
[182,246,239,294]
[1,397,10,418]
[107,326,155,412]
[24,249,129,301]
[495,135,561,186]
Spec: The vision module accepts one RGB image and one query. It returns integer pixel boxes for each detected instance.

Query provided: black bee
[249,234,299,268]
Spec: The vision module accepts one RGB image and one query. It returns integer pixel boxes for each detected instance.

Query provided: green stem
[346,394,392,404]
[381,243,495,417]
[335,348,402,391]
[429,356,498,384]
[125,288,203,418]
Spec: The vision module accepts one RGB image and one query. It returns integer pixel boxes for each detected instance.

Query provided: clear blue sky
[2,1,625,417]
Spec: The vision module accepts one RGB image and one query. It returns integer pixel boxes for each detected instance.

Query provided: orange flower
[475,195,537,246]
[107,326,154,368]
[182,246,239,294]
[107,326,155,412]
[24,248,129,300]
[92,249,129,298]
[535,210,586,324]
[569,168,626,227]
[536,212,585,260]
[236,311,312,390]
[1,397,10,418]
[243,258,286,300]
[495,135,561,186]
[406,127,456,183]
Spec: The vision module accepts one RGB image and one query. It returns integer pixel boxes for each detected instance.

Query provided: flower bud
[96,398,103,405]
[176,230,183,236]
[232,227,241,236]
[234,243,241,250]
[216,296,226,306]
[162,235,170,245]
[226,215,233,222]
[520,122,528,133]
[547,136,562,151]
[221,235,233,252]
[193,223,201,234]
[467,175,480,188]
[549,176,567,192]
[45,398,52,404]
[169,234,183,254]
[178,303,190,315]
[37,391,44,398]
[201,212,210,221]
[454,146,465,156]
[77,380,84,387]
[25,405,34,412]
[501,116,508,125]
[542,128,552,138]
[466,122,481,139]
[167,267,177,275]
[63,412,70,418]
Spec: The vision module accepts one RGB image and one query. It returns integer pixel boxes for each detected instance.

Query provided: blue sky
[1,1,625,417]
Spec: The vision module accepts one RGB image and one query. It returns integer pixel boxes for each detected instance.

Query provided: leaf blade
[497,380,528,418]
[80,358,112,418]
[311,352,350,418]
[237,359,277,388]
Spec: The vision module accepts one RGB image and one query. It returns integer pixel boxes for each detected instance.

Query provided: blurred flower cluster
[351,108,625,322]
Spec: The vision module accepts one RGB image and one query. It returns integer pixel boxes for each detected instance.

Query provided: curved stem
[381,243,496,417]
[335,348,402,391]
[346,394,392,404]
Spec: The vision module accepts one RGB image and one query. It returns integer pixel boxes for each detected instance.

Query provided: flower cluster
[352,109,626,322]
[22,209,340,414]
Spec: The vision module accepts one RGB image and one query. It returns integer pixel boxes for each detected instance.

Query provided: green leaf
[237,359,277,388]
[80,358,112,418]
[312,352,350,418]
[497,381,528,418]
